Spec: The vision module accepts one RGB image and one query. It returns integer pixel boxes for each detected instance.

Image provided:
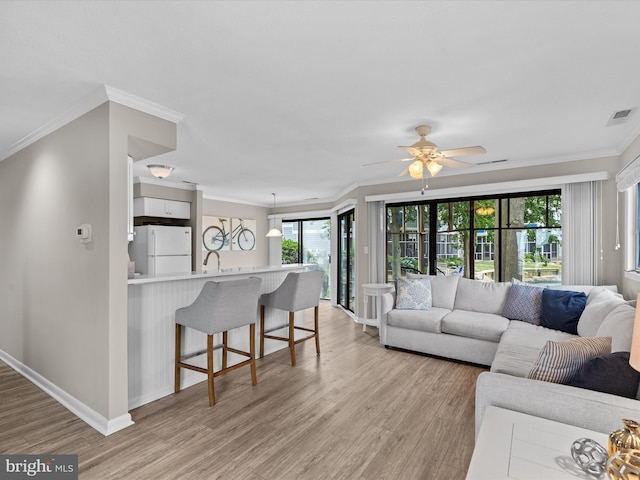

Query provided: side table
[360,283,394,332]
[466,406,609,479]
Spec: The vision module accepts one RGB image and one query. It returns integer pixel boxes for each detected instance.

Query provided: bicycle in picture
[203,217,256,252]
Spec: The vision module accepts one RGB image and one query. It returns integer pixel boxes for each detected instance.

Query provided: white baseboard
[129,374,206,410]
[0,349,134,436]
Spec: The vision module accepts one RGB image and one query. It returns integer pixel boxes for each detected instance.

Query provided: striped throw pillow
[526,336,612,384]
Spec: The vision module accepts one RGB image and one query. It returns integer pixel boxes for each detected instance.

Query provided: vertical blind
[562,181,600,285]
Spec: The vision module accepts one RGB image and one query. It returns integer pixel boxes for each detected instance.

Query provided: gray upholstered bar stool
[174,277,262,406]
[259,270,324,366]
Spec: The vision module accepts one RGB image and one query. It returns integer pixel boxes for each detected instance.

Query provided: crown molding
[104,85,185,124]
[134,176,196,191]
[1,84,185,162]
[365,171,610,203]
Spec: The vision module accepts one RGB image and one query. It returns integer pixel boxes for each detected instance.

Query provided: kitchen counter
[128,264,314,409]
[127,263,311,285]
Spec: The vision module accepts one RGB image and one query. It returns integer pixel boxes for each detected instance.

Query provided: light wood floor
[0,302,487,479]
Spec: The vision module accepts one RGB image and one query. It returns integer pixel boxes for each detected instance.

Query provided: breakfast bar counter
[128,264,312,409]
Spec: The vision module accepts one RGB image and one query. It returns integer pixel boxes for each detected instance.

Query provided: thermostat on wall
[76,224,92,244]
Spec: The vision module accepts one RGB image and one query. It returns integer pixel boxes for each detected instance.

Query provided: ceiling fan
[367,125,486,179]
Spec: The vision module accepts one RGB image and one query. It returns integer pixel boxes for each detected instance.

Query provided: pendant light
[266,193,283,237]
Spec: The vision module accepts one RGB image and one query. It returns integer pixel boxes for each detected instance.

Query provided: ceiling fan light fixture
[408,160,424,179]
[426,161,443,177]
[147,164,174,179]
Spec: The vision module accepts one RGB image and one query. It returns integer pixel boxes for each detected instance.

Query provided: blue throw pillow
[395,278,432,310]
[567,352,640,399]
[540,289,587,334]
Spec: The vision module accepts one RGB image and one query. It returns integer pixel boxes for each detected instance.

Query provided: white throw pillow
[578,288,626,337]
[395,278,432,310]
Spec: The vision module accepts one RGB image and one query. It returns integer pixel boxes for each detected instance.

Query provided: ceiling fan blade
[398,166,410,176]
[398,145,422,157]
[363,157,414,166]
[437,156,473,169]
[440,146,486,157]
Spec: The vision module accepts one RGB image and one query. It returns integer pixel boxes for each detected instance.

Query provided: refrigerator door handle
[151,229,157,276]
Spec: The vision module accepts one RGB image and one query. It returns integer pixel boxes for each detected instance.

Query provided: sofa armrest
[381,292,395,315]
[475,372,640,439]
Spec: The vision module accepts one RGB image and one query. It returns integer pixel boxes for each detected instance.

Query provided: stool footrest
[264,323,289,334]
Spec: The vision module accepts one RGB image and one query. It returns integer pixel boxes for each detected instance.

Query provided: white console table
[467,406,609,479]
[360,283,394,332]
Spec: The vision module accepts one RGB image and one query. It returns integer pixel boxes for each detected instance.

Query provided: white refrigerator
[129,225,192,276]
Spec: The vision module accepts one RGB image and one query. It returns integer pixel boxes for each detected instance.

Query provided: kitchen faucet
[203,250,221,272]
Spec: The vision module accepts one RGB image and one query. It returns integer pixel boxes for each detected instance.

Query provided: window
[386,191,562,284]
[282,218,331,299]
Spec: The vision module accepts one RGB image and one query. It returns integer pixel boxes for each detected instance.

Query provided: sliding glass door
[281,218,331,299]
[338,209,355,312]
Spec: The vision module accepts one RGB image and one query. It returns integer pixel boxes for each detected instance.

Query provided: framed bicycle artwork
[201,215,257,253]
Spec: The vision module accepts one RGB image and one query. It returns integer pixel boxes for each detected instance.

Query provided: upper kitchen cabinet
[134,197,191,219]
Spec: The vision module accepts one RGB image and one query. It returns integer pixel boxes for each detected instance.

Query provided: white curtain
[367,201,386,283]
[562,181,601,285]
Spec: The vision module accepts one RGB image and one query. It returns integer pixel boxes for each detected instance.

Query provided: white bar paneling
[127,267,307,409]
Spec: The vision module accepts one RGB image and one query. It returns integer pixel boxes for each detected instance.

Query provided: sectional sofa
[379,275,640,436]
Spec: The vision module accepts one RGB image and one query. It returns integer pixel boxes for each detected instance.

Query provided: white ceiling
[2,1,640,206]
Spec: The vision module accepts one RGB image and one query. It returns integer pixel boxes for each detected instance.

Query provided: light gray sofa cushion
[386,307,449,333]
[407,273,459,310]
[454,277,511,314]
[490,321,577,377]
[578,288,627,337]
[547,284,618,294]
[597,303,636,353]
[441,310,509,342]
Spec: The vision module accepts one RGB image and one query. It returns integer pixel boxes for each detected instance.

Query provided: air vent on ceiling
[608,108,634,126]
[614,109,632,119]
[477,159,508,166]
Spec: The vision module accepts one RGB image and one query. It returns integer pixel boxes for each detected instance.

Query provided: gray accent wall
[0,101,177,426]
[199,197,269,271]
[620,134,640,299]
[0,94,636,430]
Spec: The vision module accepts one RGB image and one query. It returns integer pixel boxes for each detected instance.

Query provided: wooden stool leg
[174,324,182,393]
[289,311,296,366]
[222,331,228,370]
[207,334,215,406]
[260,305,266,358]
[250,323,257,385]
[314,305,320,355]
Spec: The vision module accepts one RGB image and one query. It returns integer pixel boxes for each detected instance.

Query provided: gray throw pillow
[502,283,544,325]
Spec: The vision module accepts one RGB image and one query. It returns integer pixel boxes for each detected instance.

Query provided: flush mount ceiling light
[147,164,174,179]
[266,193,283,238]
